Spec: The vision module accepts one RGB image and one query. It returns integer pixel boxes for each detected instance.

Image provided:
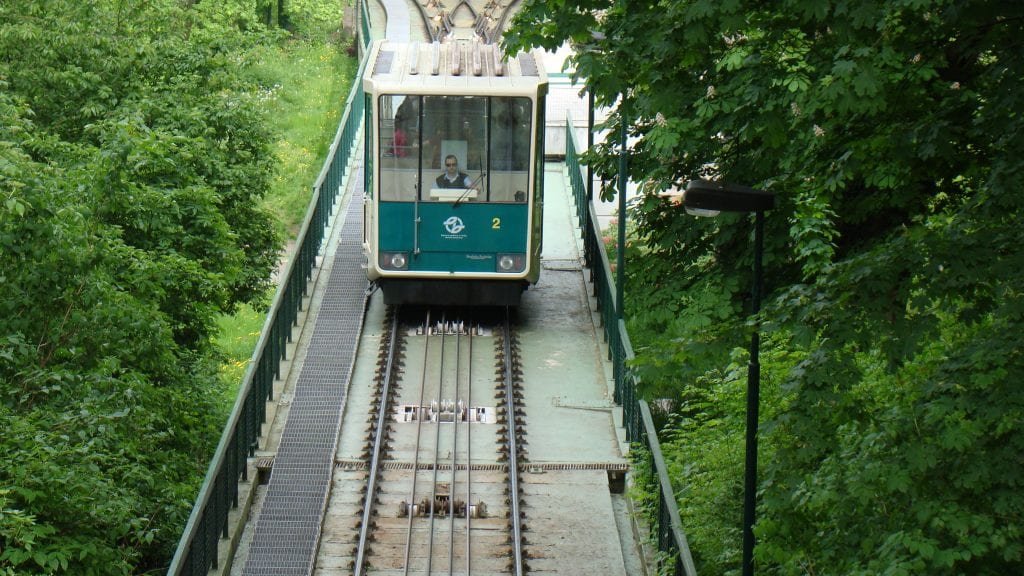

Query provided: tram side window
[378,95,420,201]
[489,97,532,203]
[422,96,486,201]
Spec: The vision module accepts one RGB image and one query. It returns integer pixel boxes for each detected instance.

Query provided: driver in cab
[436,155,474,189]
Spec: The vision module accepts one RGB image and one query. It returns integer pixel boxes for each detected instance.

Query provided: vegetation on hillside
[0,0,352,573]
[216,39,356,392]
[508,1,1023,574]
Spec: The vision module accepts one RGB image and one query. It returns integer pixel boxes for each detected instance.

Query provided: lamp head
[683,179,775,213]
[657,188,722,216]
[685,207,721,217]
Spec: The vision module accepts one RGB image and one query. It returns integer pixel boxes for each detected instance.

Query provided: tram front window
[422,96,486,201]
[378,94,532,203]
[489,97,531,203]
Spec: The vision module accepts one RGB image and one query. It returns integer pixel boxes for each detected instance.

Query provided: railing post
[616,101,627,322]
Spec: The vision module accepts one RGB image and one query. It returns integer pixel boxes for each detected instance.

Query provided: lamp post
[616,102,628,320]
[681,179,775,576]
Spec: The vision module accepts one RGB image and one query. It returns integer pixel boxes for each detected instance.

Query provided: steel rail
[356,309,520,574]
[495,0,520,37]
[354,307,402,576]
[411,0,439,42]
[475,0,516,44]
[503,307,525,575]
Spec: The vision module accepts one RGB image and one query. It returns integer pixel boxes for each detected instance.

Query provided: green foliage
[660,367,746,571]
[0,0,319,572]
[213,37,355,407]
[0,374,222,574]
[509,0,1024,573]
[216,299,266,394]
[285,0,348,41]
[628,445,685,576]
[761,306,1024,574]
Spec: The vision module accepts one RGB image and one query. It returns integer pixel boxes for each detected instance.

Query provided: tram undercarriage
[379,278,527,306]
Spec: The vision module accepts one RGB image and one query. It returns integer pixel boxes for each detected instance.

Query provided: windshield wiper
[452,172,486,208]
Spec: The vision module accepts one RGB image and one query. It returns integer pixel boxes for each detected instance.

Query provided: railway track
[413,0,521,42]
[351,306,528,575]
[215,2,638,574]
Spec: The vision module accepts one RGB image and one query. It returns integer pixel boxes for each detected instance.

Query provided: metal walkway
[241,185,368,576]
[380,0,412,42]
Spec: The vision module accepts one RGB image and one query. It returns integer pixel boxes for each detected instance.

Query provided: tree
[507,1,1024,573]
[1,0,281,571]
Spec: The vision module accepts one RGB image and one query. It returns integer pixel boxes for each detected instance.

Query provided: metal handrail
[166,39,371,576]
[564,111,697,576]
[359,0,373,48]
[639,400,699,576]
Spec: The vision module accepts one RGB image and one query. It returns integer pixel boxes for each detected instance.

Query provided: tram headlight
[381,251,409,271]
[496,253,526,273]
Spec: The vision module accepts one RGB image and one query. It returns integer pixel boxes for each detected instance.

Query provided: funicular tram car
[362,39,548,306]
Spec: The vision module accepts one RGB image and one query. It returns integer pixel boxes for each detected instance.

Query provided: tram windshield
[378,95,532,203]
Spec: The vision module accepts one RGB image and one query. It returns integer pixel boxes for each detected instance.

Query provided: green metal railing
[358,0,373,47]
[166,34,371,576]
[565,113,697,576]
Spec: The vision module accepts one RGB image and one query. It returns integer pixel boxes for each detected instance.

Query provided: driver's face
[445,158,458,176]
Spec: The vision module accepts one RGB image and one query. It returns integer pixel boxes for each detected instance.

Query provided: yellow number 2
[492,217,501,230]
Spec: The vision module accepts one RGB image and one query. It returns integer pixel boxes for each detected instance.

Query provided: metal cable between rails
[402,311,433,574]
[425,314,447,575]
[459,322,473,574]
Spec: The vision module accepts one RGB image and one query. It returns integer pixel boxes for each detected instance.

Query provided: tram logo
[443,216,466,236]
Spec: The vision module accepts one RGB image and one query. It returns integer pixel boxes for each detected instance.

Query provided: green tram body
[362,39,548,306]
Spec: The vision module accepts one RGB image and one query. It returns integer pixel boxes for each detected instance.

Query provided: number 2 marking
[492,217,501,230]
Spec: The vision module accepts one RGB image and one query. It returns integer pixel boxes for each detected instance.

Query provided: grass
[215,299,268,399]
[255,39,359,236]
[214,36,358,392]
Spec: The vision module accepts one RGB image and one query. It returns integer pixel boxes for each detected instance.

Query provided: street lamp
[676,178,774,576]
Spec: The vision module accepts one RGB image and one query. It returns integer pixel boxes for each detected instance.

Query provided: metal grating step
[332,459,630,472]
[528,462,631,472]
[241,187,368,576]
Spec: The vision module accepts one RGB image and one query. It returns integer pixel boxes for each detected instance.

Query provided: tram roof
[364,39,547,95]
